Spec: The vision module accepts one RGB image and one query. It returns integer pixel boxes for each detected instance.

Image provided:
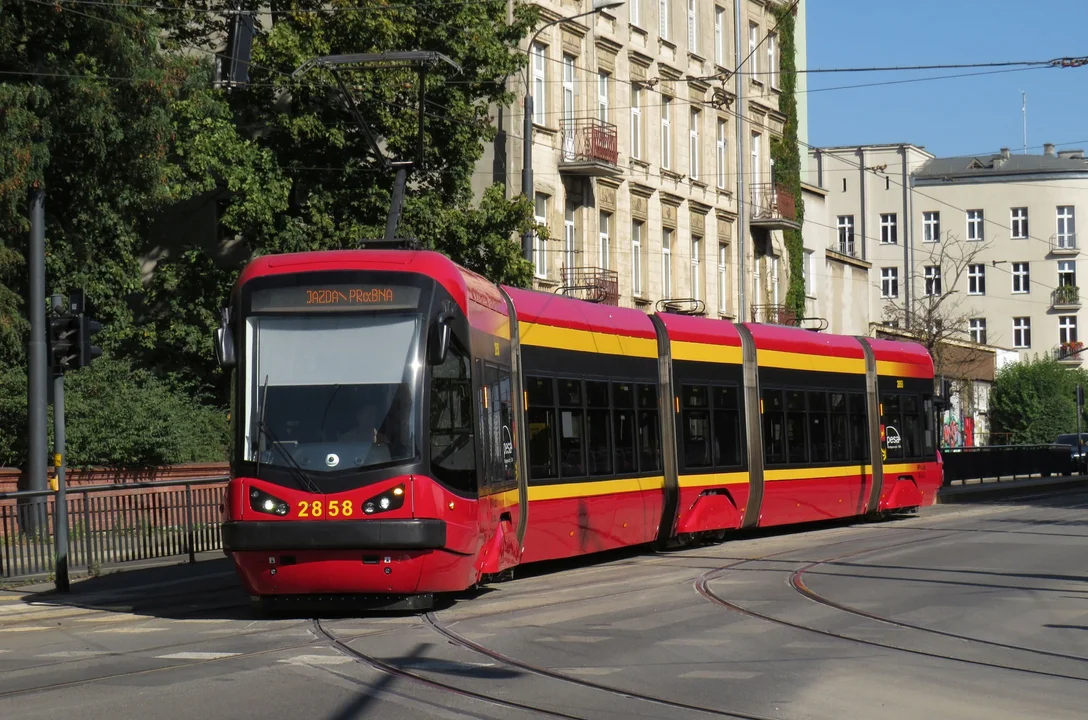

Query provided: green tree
[989,357,1088,445]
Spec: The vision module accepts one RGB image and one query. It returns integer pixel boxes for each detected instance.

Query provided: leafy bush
[989,357,1088,445]
[0,356,227,468]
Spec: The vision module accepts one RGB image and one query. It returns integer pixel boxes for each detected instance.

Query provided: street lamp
[521,0,625,264]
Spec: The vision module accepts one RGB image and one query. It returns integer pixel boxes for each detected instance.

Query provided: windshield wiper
[255,375,323,495]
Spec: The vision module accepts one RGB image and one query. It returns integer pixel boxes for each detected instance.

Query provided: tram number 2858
[297,500,354,518]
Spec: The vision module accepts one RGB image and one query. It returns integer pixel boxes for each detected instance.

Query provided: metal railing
[1052,284,1081,307]
[940,444,1076,486]
[0,477,227,580]
[1051,232,1078,252]
[559,117,619,166]
[558,266,619,305]
[751,304,797,325]
[750,183,797,224]
[830,235,857,257]
[1053,342,1084,362]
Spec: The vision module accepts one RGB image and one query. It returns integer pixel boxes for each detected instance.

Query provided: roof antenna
[292,52,462,246]
[1021,90,1027,154]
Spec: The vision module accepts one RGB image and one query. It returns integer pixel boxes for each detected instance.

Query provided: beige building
[811,142,1088,365]
[474,0,805,321]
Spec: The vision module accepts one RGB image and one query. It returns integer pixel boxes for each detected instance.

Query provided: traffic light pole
[53,369,69,592]
[26,187,48,535]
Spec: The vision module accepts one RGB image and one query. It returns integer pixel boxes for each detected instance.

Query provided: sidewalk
[937,472,1088,503]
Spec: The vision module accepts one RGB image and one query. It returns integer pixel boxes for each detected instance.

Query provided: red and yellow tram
[214,249,942,610]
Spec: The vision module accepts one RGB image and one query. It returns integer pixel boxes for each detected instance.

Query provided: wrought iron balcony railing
[1050,233,1078,253]
[559,117,619,174]
[749,183,798,227]
[558,266,619,305]
[1054,342,1084,362]
[751,304,797,326]
[831,236,857,257]
[1052,284,1081,308]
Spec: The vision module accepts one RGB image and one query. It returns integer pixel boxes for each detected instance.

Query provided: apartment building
[474,0,805,320]
[811,142,1088,365]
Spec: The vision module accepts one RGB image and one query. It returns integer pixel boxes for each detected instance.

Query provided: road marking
[85,627,167,634]
[278,654,354,666]
[74,613,144,623]
[657,637,723,647]
[535,635,608,643]
[678,670,761,680]
[0,626,54,632]
[40,650,111,658]
[156,651,242,660]
[557,666,622,676]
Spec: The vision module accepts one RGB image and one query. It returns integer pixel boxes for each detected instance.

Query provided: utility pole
[50,293,69,592]
[734,0,747,321]
[25,186,48,536]
[1078,384,1084,474]
[1021,91,1027,155]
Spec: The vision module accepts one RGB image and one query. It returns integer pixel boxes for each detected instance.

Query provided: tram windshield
[243,313,422,473]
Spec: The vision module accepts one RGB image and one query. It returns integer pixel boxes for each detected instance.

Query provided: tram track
[695,531,1088,683]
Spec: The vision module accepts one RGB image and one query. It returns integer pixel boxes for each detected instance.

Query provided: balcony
[751,304,798,326]
[749,183,801,231]
[829,237,858,258]
[1054,341,1084,364]
[557,266,619,305]
[1050,233,1078,255]
[558,117,622,177]
[1052,284,1081,310]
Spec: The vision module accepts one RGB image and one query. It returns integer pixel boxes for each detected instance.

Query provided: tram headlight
[362,484,406,515]
[249,487,290,517]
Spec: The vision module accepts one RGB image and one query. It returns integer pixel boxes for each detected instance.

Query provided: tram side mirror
[429,315,451,366]
[214,308,236,368]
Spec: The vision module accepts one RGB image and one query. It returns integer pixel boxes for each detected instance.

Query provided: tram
[214,249,942,610]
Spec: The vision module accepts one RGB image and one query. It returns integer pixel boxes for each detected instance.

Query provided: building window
[715,118,727,189]
[967,209,984,241]
[1059,260,1077,288]
[564,203,576,271]
[562,54,575,128]
[1012,262,1030,293]
[1058,206,1077,248]
[751,131,762,202]
[748,23,759,75]
[1011,207,1028,239]
[534,194,548,278]
[880,213,897,244]
[970,318,987,345]
[631,86,642,159]
[597,72,609,123]
[968,264,985,295]
[1060,315,1078,346]
[662,228,673,297]
[531,44,546,125]
[1013,317,1031,348]
[805,249,816,297]
[691,235,701,301]
[599,211,611,271]
[632,221,643,297]
[689,108,700,179]
[718,243,728,312]
[631,0,641,27]
[687,0,696,53]
[881,267,898,299]
[714,6,725,65]
[661,97,672,169]
[837,215,855,255]
[924,265,941,296]
[923,211,940,242]
[659,0,669,40]
[767,32,778,89]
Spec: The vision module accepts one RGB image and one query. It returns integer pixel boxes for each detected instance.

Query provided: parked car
[1053,433,1088,474]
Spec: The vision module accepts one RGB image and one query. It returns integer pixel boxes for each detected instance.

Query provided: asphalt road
[2,490,1088,719]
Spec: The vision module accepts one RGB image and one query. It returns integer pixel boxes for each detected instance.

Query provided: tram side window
[786,390,808,464]
[682,385,712,469]
[713,386,742,467]
[829,392,850,462]
[637,384,662,472]
[923,395,935,456]
[762,388,786,465]
[848,392,870,462]
[526,376,557,481]
[558,378,586,478]
[429,340,477,493]
[808,391,830,463]
[586,380,613,476]
[613,382,638,474]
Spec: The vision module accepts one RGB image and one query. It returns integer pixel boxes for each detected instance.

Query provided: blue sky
[805,0,1088,158]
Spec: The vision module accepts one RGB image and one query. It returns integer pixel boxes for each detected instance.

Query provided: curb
[937,475,1088,504]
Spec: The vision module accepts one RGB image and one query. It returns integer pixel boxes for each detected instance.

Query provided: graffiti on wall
[941,409,976,448]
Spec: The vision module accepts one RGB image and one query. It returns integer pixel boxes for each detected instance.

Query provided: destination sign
[251,284,421,312]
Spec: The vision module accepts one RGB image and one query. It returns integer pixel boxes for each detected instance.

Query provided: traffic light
[77,315,102,368]
[48,315,79,372]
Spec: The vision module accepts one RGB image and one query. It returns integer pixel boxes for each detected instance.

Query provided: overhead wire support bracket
[292,51,462,243]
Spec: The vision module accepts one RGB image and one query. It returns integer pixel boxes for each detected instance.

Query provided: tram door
[477,361,519,569]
